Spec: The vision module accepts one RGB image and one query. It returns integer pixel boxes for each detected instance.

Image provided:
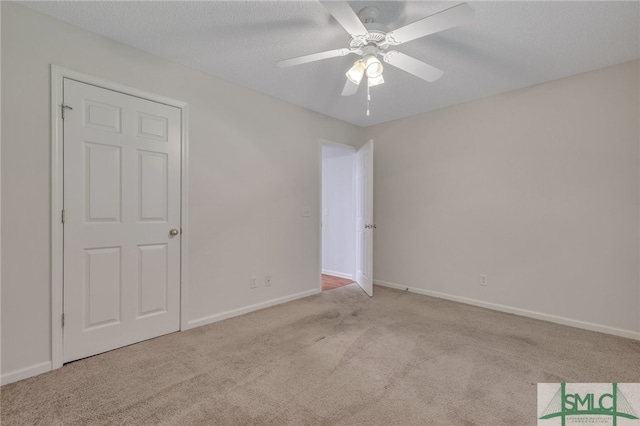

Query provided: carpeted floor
[2,284,639,425]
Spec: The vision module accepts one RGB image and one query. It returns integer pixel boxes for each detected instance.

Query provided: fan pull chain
[366,83,371,117]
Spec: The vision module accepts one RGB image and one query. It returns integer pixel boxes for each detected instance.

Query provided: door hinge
[61,104,73,119]
[61,209,65,224]
[61,313,65,328]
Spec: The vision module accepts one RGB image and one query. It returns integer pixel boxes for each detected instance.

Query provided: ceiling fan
[277,2,474,98]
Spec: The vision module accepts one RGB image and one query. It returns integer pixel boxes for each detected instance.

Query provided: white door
[355,140,374,296]
[63,79,181,362]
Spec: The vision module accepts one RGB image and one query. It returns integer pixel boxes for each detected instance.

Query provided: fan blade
[320,1,368,37]
[277,48,353,68]
[341,79,360,96]
[383,51,444,82]
[386,3,474,45]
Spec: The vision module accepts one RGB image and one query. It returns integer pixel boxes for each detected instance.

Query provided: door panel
[137,244,169,317]
[355,140,374,297]
[84,247,121,328]
[63,79,181,362]
[138,113,168,141]
[139,151,168,221]
[85,142,121,222]
[84,100,121,132]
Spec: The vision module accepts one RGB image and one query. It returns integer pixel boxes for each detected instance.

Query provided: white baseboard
[321,269,353,280]
[185,288,321,330]
[1,361,52,386]
[374,279,640,341]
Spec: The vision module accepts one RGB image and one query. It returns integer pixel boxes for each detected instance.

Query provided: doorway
[320,140,374,295]
[321,142,364,293]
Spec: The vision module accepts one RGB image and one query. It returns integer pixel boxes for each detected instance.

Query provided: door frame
[50,65,190,369]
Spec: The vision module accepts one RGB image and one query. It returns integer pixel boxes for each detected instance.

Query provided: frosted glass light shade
[364,55,383,78]
[368,74,385,87]
[346,60,366,85]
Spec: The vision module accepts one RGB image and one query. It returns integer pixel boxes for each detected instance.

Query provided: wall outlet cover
[480,274,488,286]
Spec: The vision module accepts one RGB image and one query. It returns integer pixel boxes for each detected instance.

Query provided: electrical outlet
[480,274,488,286]
[265,275,271,287]
[250,276,257,289]
[302,206,311,217]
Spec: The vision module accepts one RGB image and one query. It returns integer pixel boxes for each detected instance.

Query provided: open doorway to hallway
[321,142,356,292]
[321,274,353,291]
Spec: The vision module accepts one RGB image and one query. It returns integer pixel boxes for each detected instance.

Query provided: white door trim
[50,65,190,369]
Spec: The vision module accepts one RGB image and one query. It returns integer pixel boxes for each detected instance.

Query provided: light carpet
[2,284,639,425]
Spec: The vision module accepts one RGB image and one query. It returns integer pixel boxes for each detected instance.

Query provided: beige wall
[366,60,640,337]
[1,2,363,381]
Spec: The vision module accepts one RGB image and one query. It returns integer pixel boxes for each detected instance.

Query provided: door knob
[169,228,179,236]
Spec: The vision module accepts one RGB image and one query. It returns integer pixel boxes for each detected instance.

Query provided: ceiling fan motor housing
[348,6,391,51]
[349,29,389,51]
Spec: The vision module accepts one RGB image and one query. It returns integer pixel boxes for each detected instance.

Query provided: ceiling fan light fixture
[364,55,383,78]
[346,59,366,85]
[368,74,384,87]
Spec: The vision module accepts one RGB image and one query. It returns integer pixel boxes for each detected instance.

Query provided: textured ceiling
[21,1,640,127]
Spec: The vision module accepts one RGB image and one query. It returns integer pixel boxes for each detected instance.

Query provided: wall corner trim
[373,279,640,341]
